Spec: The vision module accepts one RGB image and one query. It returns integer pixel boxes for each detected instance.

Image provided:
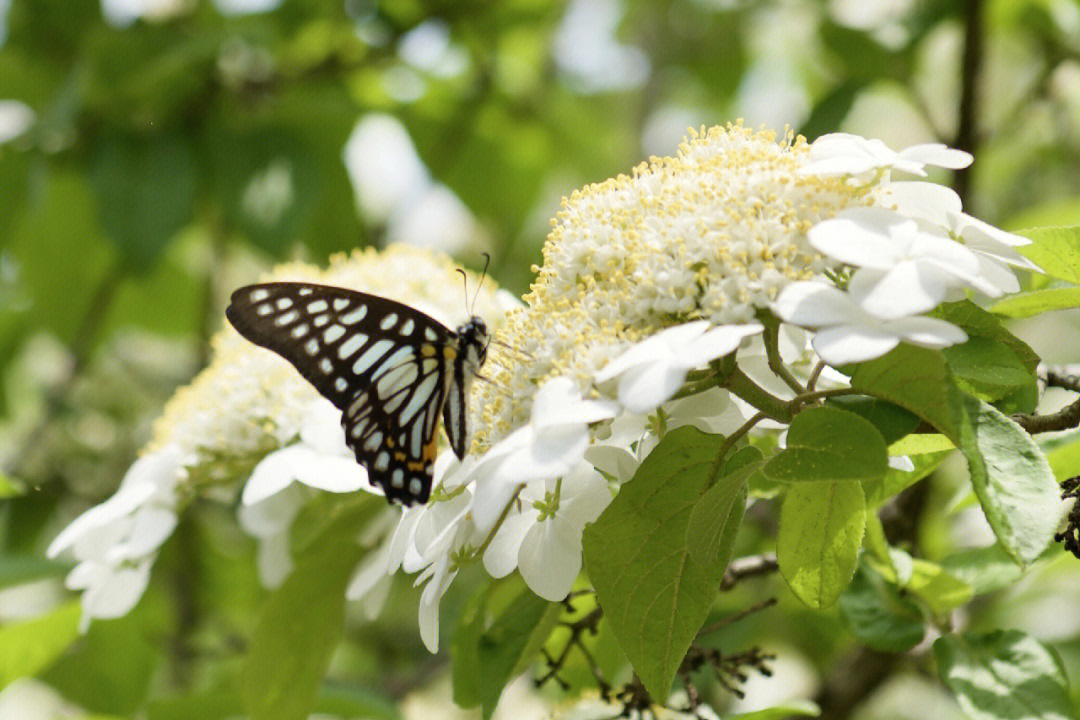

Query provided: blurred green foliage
[2,0,1080,718]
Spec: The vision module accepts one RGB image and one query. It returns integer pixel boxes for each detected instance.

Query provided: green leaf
[888,434,954,455]
[991,287,1080,318]
[723,699,821,719]
[240,502,371,720]
[957,398,1061,566]
[1015,226,1080,284]
[939,545,1026,596]
[582,426,747,701]
[452,578,560,719]
[905,558,973,615]
[932,301,1040,413]
[863,450,952,509]
[943,337,1035,404]
[0,555,71,590]
[932,300,1040,373]
[1045,434,1080,483]
[849,345,963,440]
[90,132,198,273]
[825,396,920,445]
[934,630,1074,720]
[776,481,865,608]
[763,407,887,483]
[0,600,81,688]
[838,562,925,653]
[851,348,1059,566]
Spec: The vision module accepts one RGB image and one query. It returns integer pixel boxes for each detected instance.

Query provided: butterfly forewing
[226,282,457,505]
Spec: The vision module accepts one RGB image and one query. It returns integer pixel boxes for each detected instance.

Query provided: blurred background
[1,0,1080,718]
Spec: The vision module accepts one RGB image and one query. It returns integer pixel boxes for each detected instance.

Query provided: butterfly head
[456,315,489,372]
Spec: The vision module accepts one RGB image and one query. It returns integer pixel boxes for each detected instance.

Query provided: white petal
[46,484,154,558]
[256,532,293,588]
[417,566,456,653]
[811,325,901,365]
[886,316,967,348]
[122,507,178,557]
[242,447,304,505]
[518,516,582,602]
[587,445,638,481]
[773,282,863,327]
[594,322,710,382]
[972,255,1020,294]
[298,399,348,455]
[956,213,1031,247]
[529,376,585,424]
[81,560,151,620]
[482,511,534,578]
[346,542,392,600]
[678,323,763,368]
[849,263,948,320]
[65,561,102,591]
[291,452,372,494]
[561,470,613,529]
[617,363,686,414]
[238,483,307,537]
[876,181,962,226]
[808,209,909,269]
[898,143,973,169]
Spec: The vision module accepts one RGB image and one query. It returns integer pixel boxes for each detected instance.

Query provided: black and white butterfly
[226,282,489,505]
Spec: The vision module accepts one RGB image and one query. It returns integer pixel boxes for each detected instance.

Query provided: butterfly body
[226,282,488,505]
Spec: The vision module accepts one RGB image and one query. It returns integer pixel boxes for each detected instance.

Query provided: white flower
[241,400,378,505]
[483,462,612,601]
[799,132,972,179]
[808,207,1000,319]
[47,444,191,629]
[874,180,1042,293]
[773,281,967,365]
[470,377,616,535]
[594,321,764,413]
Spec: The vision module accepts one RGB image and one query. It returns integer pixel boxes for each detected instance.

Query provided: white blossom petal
[518,515,582,601]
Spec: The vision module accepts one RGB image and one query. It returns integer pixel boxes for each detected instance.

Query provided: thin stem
[790,387,861,408]
[697,598,778,637]
[806,361,827,393]
[720,553,780,591]
[763,324,805,395]
[716,411,768,461]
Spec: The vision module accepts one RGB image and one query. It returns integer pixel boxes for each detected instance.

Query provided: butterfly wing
[226,282,455,504]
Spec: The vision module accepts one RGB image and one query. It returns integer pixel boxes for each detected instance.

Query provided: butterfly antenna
[469,252,490,316]
[456,268,469,317]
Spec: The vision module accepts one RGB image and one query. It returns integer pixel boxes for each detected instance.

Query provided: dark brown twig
[720,554,779,591]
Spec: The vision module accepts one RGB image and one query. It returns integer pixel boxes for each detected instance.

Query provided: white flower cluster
[472,123,866,447]
[46,444,192,629]
[773,133,1040,364]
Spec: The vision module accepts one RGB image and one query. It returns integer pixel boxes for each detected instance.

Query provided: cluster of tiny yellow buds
[149,244,512,475]
[471,123,872,449]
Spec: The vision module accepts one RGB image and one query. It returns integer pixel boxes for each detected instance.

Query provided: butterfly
[226,282,489,505]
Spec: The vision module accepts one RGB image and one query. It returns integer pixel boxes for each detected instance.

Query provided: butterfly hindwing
[341,340,449,504]
[226,282,458,505]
